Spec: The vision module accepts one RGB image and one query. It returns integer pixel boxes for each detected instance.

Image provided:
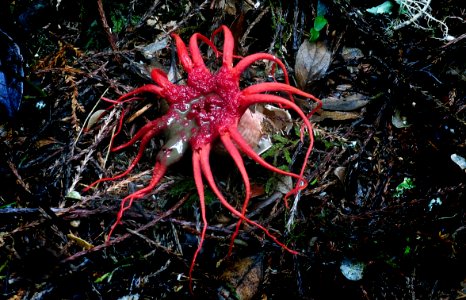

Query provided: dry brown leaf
[295,40,331,89]
[211,0,237,15]
[35,137,60,148]
[219,255,263,300]
[236,105,293,155]
[311,110,361,122]
[225,0,237,15]
[333,166,347,183]
[237,108,266,152]
[250,183,265,198]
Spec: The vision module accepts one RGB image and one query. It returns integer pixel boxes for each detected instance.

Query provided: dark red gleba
[84,25,321,286]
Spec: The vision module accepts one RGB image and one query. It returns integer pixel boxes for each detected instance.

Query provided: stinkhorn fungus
[84,25,321,288]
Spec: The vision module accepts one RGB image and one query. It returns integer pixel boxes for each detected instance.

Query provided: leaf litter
[0,0,465,299]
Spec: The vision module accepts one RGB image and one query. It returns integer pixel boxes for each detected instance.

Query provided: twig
[441,32,466,48]
[68,106,119,193]
[239,7,270,52]
[226,192,282,230]
[166,218,234,237]
[97,0,118,51]
[62,193,188,262]
[127,228,182,256]
[7,161,31,194]
[392,0,449,39]
[393,0,432,30]
[135,0,162,29]
[158,0,210,38]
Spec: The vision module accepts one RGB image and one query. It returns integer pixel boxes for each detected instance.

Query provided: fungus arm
[220,132,251,255]
[198,144,298,255]
[189,150,209,292]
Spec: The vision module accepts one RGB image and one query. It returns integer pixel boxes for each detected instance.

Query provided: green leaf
[314,16,328,32]
[323,139,335,150]
[272,134,288,143]
[111,15,125,34]
[204,189,217,205]
[66,190,82,200]
[393,177,415,197]
[396,177,415,191]
[309,28,320,42]
[94,272,112,283]
[284,148,292,164]
[0,259,8,274]
[265,176,278,194]
[262,143,281,159]
[0,202,16,209]
[167,179,196,198]
[403,245,411,255]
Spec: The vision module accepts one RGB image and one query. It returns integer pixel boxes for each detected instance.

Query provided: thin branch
[62,193,188,262]
[97,0,118,51]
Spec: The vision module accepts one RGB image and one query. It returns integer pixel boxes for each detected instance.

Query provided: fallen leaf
[261,104,293,134]
[250,183,265,198]
[276,175,293,195]
[67,233,94,250]
[219,255,263,300]
[333,166,347,183]
[35,137,60,148]
[237,105,293,155]
[84,109,107,131]
[311,110,361,122]
[140,37,168,59]
[225,0,237,15]
[341,47,364,61]
[66,190,82,200]
[391,109,411,128]
[295,40,331,89]
[321,93,370,111]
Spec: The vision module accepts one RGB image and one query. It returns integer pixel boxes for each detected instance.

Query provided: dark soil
[1,1,465,299]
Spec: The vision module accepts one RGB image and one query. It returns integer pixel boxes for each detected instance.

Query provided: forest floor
[0,1,465,299]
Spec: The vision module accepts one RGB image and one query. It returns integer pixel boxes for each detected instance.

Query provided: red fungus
[84,25,321,289]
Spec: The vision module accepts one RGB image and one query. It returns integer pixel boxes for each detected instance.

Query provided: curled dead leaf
[85,109,107,131]
[295,40,331,89]
[391,109,411,128]
[333,166,347,183]
[237,105,293,155]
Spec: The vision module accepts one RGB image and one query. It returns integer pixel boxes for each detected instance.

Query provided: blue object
[0,28,23,118]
